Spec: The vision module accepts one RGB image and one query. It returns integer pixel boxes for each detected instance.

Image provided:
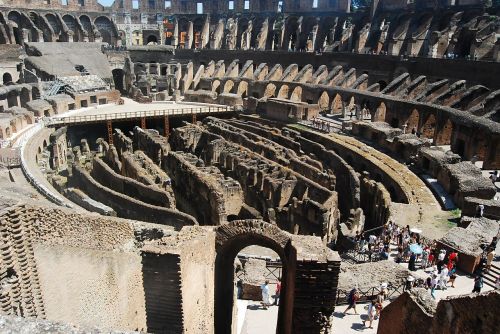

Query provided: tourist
[343,287,360,315]
[439,265,449,290]
[261,280,271,309]
[486,248,495,272]
[421,246,429,269]
[408,252,416,271]
[354,231,361,251]
[448,263,457,288]
[425,276,432,290]
[427,250,435,269]
[472,275,483,293]
[437,250,446,273]
[448,250,459,270]
[273,279,281,306]
[476,204,484,217]
[430,274,438,299]
[362,299,377,329]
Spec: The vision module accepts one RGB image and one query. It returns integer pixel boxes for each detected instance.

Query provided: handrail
[46,105,235,126]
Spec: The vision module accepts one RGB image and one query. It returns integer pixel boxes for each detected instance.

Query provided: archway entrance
[112,68,125,94]
[146,34,158,45]
[3,72,12,85]
[214,220,340,334]
[215,221,295,334]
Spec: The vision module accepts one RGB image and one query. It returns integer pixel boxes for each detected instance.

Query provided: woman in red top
[448,251,458,270]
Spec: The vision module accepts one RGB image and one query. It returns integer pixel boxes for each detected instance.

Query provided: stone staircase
[0,206,46,318]
[482,263,499,288]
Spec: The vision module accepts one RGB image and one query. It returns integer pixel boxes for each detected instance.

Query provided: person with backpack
[343,288,360,315]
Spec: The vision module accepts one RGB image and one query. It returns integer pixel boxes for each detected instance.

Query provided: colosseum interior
[0,0,499,333]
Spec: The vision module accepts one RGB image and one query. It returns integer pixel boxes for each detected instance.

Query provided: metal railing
[335,281,406,305]
[46,105,234,126]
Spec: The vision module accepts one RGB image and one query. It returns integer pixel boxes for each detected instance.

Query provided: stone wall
[164,151,243,226]
[70,164,197,230]
[91,156,174,208]
[379,289,500,334]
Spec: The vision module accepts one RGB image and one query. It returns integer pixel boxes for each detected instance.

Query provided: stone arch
[94,16,114,44]
[318,91,330,111]
[212,80,221,94]
[290,86,302,102]
[264,83,276,98]
[79,15,94,41]
[223,80,234,93]
[62,14,80,42]
[237,81,248,98]
[7,91,18,107]
[214,220,295,334]
[406,109,419,134]
[7,11,23,44]
[20,87,30,106]
[146,34,158,45]
[5,127,11,138]
[0,128,3,140]
[373,102,386,122]
[434,118,454,146]
[277,85,289,99]
[420,113,436,140]
[112,68,125,93]
[45,13,62,37]
[3,73,13,85]
[331,94,343,113]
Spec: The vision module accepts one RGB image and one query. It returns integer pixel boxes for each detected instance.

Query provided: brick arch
[331,94,343,113]
[215,220,296,334]
[434,117,454,146]
[420,113,436,140]
[373,101,386,122]
[317,91,330,111]
[290,86,302,102]
[237,81,248,98]
[277,84,290,99]
[406,109,420,134]
[223,80,234,93]
[264,83,277,98]
[212,80,221,94]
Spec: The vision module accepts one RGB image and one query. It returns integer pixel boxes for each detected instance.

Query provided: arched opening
[434,118,454,146]
[406,109,419,134]
[373,102,386,122]
[277,85,289,99]
[3,73,12,85]
[112,68,125,94]
[79,15,94,41]
[420,113,436,141]
[264,84,277,98]
[94,16,114,44]
[378,80,388,90]
[212,80,221,94]
[223,80,234,94]
[290,86,302,102]
[318,91,330,111]
[20,88,30,107]
[237,81,248,98]
[146,34,158,45]
[7,92,18,107]
[215,222,295,334]
[331,94,343,113]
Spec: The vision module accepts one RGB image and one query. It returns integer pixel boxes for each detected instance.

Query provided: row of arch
[0,10,118,44]
[209,78,467,148]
